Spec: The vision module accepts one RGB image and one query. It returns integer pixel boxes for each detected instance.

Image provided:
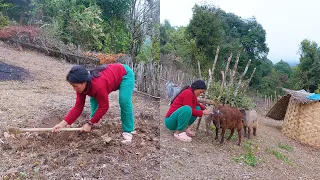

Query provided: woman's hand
[52,120,68,132]
[203,109,211,115]
[82,123,92,132]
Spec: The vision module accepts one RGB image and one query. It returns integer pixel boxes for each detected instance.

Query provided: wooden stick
[9,127,83,133]
[211,46,220,81]
[233,59,251,99]
[230,50,240,86]
[218,71,225,101]
[244,67,256,92]
[198,60,202,79]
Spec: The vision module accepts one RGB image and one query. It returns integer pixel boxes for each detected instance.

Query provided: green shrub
[0,13,8,28]
[232,140,259,167]
[278,143,294,152]
[207,81,256,109]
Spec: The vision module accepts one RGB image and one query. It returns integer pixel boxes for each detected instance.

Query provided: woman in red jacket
[164,80,211,142]
[52,63,135,144]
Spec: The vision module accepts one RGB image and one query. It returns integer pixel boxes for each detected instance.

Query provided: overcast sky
[160,0,320,64]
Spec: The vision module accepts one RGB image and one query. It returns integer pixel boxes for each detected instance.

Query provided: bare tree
[129,0,159,66]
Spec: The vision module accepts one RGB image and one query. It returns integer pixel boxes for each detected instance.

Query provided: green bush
[232,140,259,167]
[0,13,8,28]
[207,81,256,109]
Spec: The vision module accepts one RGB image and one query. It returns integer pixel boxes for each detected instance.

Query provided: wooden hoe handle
[18,127,83,132]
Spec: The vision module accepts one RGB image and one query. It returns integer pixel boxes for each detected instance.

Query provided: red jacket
[165,87,206,118]
[64,63,127,125]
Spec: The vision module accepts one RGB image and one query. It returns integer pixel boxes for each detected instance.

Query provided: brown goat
[209,105,243,145]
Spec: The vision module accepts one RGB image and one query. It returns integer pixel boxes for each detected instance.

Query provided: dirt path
[160,100,320,180]
[0,43,160,179]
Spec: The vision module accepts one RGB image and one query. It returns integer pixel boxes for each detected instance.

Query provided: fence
[1,37,161,98]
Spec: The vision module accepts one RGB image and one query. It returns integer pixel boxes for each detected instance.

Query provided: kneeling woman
[164,80,211,142]
[53,63,135,143]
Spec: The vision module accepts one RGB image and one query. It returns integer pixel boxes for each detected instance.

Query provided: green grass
[266,147,295,167]
[232,140,259,167]
[278,143,294,152]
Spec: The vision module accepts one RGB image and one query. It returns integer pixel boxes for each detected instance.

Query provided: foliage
[257,69,283,96]
[68,5,105,50]
[161,3,269,94]
[136,40,152,62]
[207,81,256,109]
[186,4,224,59]
[278,143,294,152]
[232,140,258,167]
[274,60,292,77]
[2,0,29,24]
[266,147,295,166]
[285,39,320,92]
[102,18,131,54]
[0,12,7,27]
[4,0,159,63]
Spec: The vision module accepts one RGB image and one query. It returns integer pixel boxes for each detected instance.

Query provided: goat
[209,105,243,145]
[165,81,181,105]
[240,109,258,139]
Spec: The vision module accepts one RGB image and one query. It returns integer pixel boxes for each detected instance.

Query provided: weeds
[266,147,295,167]
[232,140,259,167]
[278,143,294,152]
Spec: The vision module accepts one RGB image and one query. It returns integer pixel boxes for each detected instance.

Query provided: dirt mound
[0,60,30,81]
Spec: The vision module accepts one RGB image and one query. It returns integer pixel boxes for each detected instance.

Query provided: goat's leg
[227,129,234,140]
[248,127,251,139]
[196,117,201,132]
[243,126,248,138]
[205,117,211,135]
[220,128,225,144]
[253,127,257,136]
[215,127,219,140]
[237,129,242,146]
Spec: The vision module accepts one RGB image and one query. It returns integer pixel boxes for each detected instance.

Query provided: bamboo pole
[244,67,256,92]
[211,46,220,80]
[230,50,241,86]
[224,53,234,104]
[198,60,202,79]
[224,53,233,87]
[218,71,225,101]
[234,59,251,99]
[265,95,267,113]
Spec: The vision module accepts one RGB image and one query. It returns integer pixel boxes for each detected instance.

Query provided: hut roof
[281,88,317,104]
[266,88,319,120]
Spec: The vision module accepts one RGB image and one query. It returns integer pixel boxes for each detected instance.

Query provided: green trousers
[164,105,201,131]
[90,64,135,132]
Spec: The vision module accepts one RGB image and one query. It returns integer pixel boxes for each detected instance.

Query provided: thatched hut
[266,88,320,148]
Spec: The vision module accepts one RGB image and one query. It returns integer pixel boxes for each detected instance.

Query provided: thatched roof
[266,88,319,120]
[266,94,290,120]
[281,88,317,104]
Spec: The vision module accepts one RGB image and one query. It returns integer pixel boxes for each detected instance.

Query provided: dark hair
[66,64,108,83]
[169,80,207,105]
[191,80,207,90]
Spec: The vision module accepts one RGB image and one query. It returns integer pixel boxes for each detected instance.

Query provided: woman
[52,63,135,143]
[164,80,211,142]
